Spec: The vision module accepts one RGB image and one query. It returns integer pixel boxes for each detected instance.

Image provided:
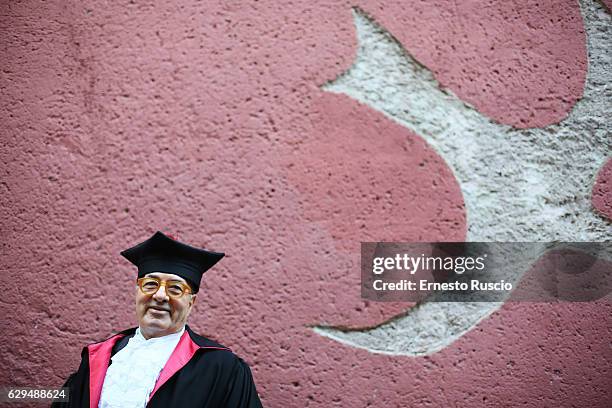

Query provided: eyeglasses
[137,277,193,299]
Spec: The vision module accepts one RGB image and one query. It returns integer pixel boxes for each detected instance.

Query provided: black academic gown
[51,325,263,408]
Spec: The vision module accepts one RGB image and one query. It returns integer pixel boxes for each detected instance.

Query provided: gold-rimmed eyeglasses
[137,277,193,299]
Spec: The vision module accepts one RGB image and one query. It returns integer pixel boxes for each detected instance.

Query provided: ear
[189,294,197,308]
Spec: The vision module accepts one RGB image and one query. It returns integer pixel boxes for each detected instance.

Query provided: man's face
[135,272,197,339]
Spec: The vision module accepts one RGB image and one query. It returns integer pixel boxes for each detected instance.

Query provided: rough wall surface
[315,0,611,356]
[1,1,610,407]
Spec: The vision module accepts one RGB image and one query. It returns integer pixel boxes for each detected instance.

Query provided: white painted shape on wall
[314,0,611,356]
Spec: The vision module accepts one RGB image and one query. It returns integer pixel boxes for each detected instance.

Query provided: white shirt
[98,327,185,408]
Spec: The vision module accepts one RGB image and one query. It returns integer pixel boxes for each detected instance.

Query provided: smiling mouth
[148,306,170,313]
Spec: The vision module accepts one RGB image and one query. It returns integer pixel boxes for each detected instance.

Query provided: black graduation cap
[120,231,224,293]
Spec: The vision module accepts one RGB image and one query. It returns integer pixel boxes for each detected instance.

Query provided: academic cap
[120,231,224,293]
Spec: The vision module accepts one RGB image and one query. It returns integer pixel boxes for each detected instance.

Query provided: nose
[152,284,169,302]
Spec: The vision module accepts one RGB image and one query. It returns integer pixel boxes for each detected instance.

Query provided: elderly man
[52,231,263,408]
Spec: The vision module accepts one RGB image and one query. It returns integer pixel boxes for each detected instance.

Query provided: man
[52,231,263,408]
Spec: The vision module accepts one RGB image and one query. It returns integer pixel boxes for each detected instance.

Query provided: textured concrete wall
[1,1,610,407]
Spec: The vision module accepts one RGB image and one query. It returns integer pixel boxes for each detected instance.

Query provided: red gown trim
[87,334,126,408]
[148,330,229,402]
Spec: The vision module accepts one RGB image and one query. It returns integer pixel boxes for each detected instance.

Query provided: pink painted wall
[1,0,610,407]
